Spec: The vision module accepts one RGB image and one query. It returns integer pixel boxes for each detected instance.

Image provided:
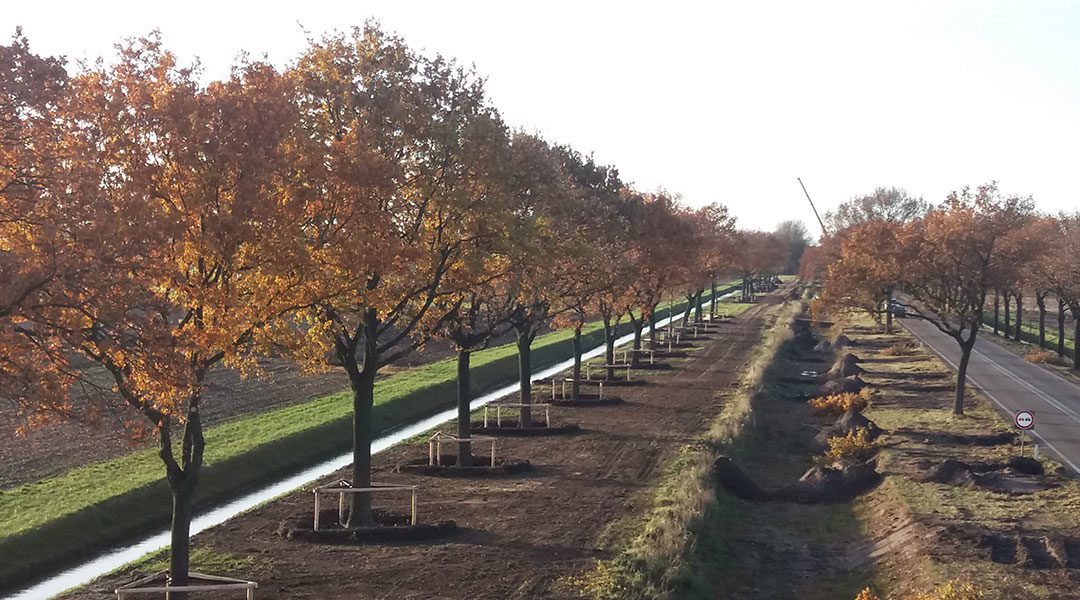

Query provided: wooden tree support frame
[427,431,497,466]
[116,571,257,599]
[484,402,552,427]
[312,480,417,530]
[553,378,604,400]
[643,331,679,350]
[618,348,656,364]
[584,362,632,381]
[668,323,702,338]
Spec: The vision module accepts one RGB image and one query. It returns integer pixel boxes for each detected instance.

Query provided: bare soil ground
[0,328,523,489]
[65,297,782,600]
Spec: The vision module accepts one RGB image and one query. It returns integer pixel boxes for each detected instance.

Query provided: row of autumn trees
[804,184,1080,416]
[0,27,795,586]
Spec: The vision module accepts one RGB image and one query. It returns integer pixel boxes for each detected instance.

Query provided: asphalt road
[901,317,1080,475]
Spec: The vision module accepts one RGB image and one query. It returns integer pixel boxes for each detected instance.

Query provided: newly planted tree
[11,40,335,589]
[295,25,510,523]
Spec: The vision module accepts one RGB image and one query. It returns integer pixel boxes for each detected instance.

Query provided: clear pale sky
[9,0,1080,233]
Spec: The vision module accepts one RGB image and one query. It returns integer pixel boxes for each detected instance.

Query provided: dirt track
[69,295,783,599]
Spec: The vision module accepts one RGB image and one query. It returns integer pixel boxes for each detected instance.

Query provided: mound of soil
[898,428,1017,447]
[471,422,581,436]
[712,456,771,501]
[394,455,533,477]
[974,472,1054,495]
[793,330,818,349]
[629,362,673,371]
[817,375,868,396]
[277,509,459,543]
[1007,456,1045,476]
[822,354,866,380]
[777,460,882,504]
[925,458,971,484]
[924,458,1051,494]
[550,397,624,407]
[813,409,884,449]
[833,334,857,347]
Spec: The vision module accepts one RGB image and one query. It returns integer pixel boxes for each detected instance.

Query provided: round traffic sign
[1014,410,1035,430]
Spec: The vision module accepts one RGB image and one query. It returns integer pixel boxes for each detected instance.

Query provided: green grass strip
[980,314,1075,352]
[0,282,740,592]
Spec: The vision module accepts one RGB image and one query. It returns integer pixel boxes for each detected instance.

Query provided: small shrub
[853,589,880,600]
[823,427,877,462]
[881,343,918,357]
[853,580,982,600]
[906,579,982,600]
[1025,347,1057,364]
[809,390,871,416]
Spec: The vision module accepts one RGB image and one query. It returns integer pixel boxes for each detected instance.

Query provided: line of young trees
[804,183,1079,416]
[0,26,794,588]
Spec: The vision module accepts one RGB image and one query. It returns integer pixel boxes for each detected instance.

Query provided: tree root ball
[821,353,865,381]
[813,409,884,449]
[776,461,882,504]
[817,375,868,396]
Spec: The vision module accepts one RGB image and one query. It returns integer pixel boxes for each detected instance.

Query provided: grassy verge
[0,283,739,593]
[853,318,1080,599]
[980,314,1075,353]
[562,297,800,599]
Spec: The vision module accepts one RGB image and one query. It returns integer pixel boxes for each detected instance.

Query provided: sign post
[1014,410,1034,456]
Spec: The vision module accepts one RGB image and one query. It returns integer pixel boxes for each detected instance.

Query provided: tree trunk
[1014,293,1023,341]
[630,317,644,368]
[456,348,472,467]
[1073,306,1080,371]
[954,339,974,415]
[1059,301,1067,357]
[993,292,999,334]
[1037,295,1046,349]
[1003,293,1011,337]
[710,281,717,316]
[163,412,202,598]
[516,327,533,427]
[682,296,692,326]
[168,481,193,596]
[603,317,616,380]
[348,358,376,526]
[693,290,703,322]
[571,326,583,401]
[885,300,893,334]
[648,310,657,351]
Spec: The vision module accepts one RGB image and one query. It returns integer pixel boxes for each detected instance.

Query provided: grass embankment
[565,297,803,599]
[0,283,739,593]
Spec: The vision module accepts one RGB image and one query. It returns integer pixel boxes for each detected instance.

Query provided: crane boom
[797,177,828,237]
